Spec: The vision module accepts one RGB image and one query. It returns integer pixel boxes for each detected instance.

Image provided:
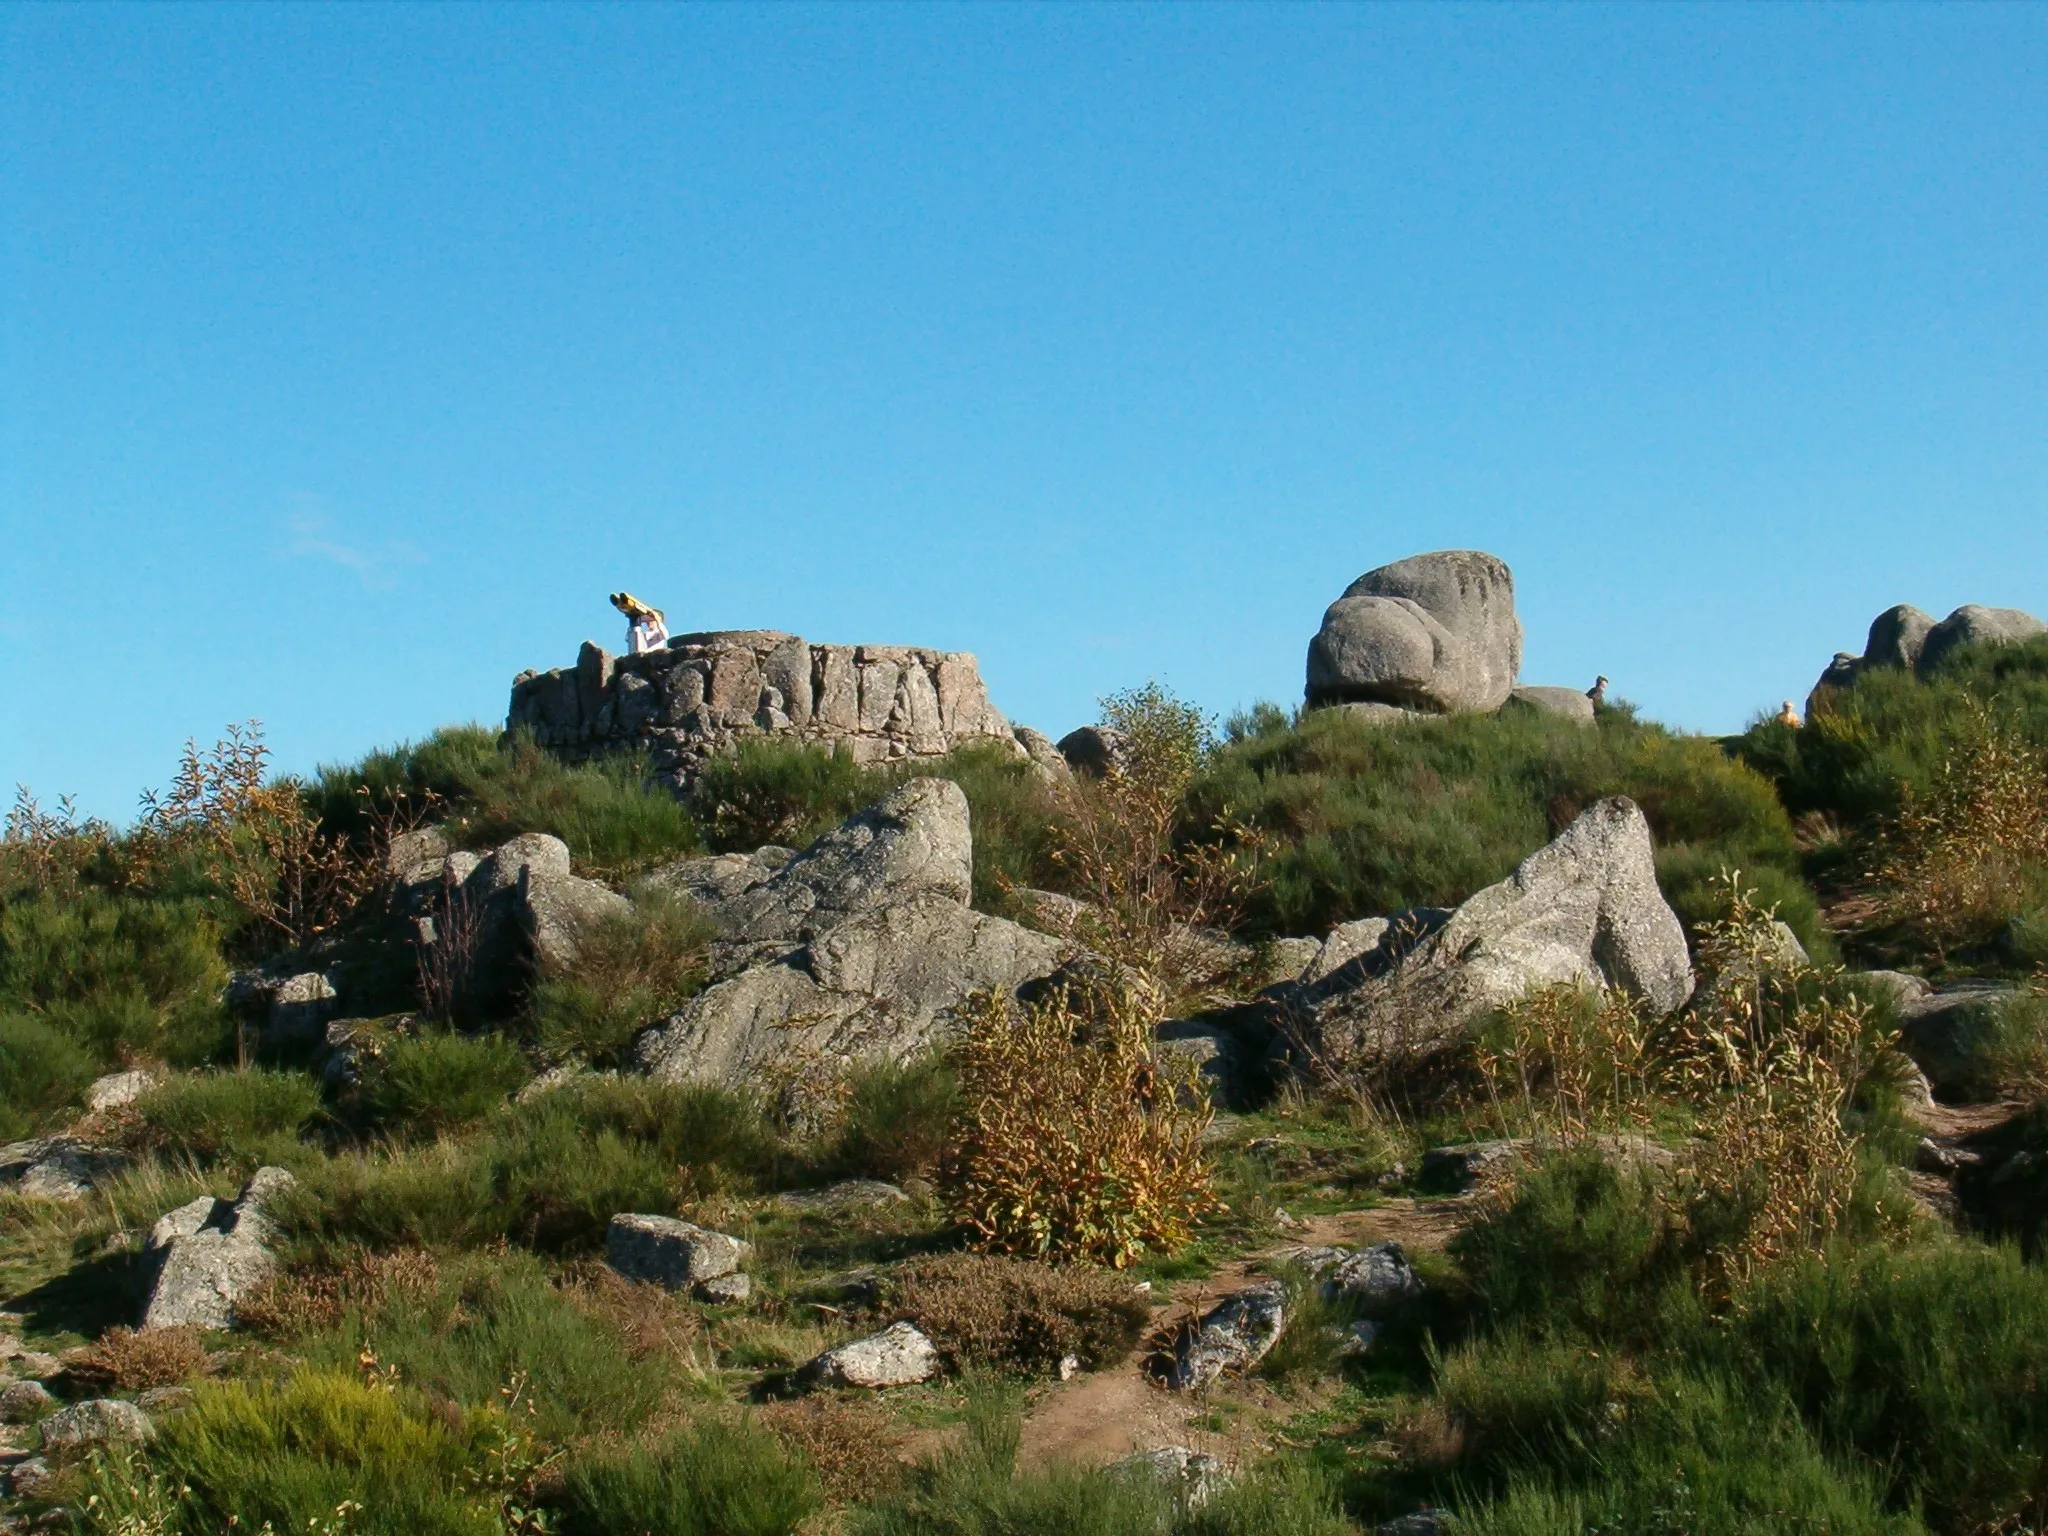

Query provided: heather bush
[0,1011,98,1141]
[887,1252,1152,1371]
[821,1052,959,1182]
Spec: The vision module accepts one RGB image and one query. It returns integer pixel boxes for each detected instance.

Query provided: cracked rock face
[140,1167,294,1331]
[1279,798,1693,1077]
[636,781,1066,1090]
[1306,550,1523,715]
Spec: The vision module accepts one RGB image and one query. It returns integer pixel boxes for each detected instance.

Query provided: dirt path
[1016,1198,1471,1471]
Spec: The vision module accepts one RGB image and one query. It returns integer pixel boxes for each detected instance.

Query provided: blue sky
[4,5,2044,822]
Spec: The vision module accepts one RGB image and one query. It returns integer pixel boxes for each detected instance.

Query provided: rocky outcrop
[1896,984,2028,1101]
[226,969,340,1048]
[807,1322,941,1388]
[38,1398,153,1452]
[1810,601,2046,711]
[140,1167,294,1330]
[84,1068,162,1113]
[1276,799,1693,1076]
[0,1139,121,1202]
[1306,551,1523,715]
[1166,1280,1287,1390]
[509,630,1027,792]
[635,782,1067,1090]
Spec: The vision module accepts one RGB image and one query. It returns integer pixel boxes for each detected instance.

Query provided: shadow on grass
[8,1246,151,1342]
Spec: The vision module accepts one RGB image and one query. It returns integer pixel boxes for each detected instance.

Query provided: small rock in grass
[7,1455,54,1499]
[1113,1445,1233,1507]
[694,1272,752,1305]
[85,1069,162,1114]
[7,1353,60,1383]
[0,1382,55,1423]
[1167,1281,1287,1391]
[1326,1242,1421,1315]
[807,1322,940,1389]
[38,1398,154,1452]
[606,1215,751,1290]
[1330,1320,1383,1358]
[1378,1511,1456,1535]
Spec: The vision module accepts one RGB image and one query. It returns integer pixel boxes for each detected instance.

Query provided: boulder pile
[1810,601,2046,711]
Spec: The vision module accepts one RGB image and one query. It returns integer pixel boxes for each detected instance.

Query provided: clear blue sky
[4,5,2044,823]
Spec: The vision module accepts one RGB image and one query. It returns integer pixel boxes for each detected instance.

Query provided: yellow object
[1776,700,1802,729]
[609,591,662,624]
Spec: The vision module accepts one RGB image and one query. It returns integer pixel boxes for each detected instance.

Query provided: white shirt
[627,615,670,654]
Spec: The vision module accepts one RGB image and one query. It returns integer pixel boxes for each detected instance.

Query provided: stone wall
[508,629,1022,790]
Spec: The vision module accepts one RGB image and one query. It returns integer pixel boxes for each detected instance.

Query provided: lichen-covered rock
[806,1322,940,1388]
[1279,799,1692,1076]
[1508,685,1596,725]
[1166,1280,1287,1391]
[1326,1243,1422,1315]
[1113,1446,1233,1507]
[694,1272,753,1305]
[521,866,632,973]
[140,1167,294,1330]
[635,782,1066,1089]
[1306,551,1523,715]
[38,1398,154,1452]
[1898,985,2027,1100]
[85,1068,163,1113]
[776,1181,910,1213]
[0,1139,121,1202]
[605,1215,750,1290]
[0,1381,55,1424]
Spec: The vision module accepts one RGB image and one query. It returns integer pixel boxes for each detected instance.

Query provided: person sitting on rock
[1587,675,1609,708]
[1776,699,1802,729]
[609,592,670,654]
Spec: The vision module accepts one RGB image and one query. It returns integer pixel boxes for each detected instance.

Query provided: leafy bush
[529,887,714,1067]
[557,1420,822,1536]
[134,1068,324,1164]
[1195,703,1819,952]
[887,1253,1152,1371]
[353,1030,531,1138]
[941,982,1219,1267]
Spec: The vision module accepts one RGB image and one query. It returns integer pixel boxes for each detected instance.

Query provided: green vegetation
[1195,701,1824,953]
[558,1420,822,1536]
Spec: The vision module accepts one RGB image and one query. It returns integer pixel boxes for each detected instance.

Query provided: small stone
[1113,1445,1233,1507]
[1167,1281,1287,1391]
[1325,1242,1422,1316]
[775,1181,910,1213]
[38,1398,154,1451]
[7,1456,53,1499]
[694,1272,752,1305]
[605,1215,751,1290]
[807,1322,940,1389]
[10,1354,59,1382]
[0,1382,55,1423]
[85,1069,163,1114]
[1377,1512,1456,1536]
[1331,1319,1383,1358]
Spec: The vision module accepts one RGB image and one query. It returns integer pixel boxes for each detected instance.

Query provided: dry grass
[77,1324,210,1390]
[238,1248,443,1340]
[889,1253,1152,1372]
[940,979,1221,1267]
[760,1396,912,1502]
[1473,983,1657,1144]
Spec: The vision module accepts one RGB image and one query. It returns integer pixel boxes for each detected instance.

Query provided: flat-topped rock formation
[509,629,1021,790]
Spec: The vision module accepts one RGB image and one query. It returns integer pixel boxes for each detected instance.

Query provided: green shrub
[1710,1241,2048,1533]
[133,1068,324,1164]
[354,1030,531,1138]
[558,1420,821,1536]
[1193,704,1817,951]
[78,1370,508,1535]
[887,1252,1153,1372]
[530,888,714,1067]
[271,1141,500,1254]
[692,738,870,853]
[0,1011,98,1141]
[317,727,700,877]
[823,1053,958,1182]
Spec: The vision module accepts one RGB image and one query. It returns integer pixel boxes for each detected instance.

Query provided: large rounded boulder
[1305,551,1523,715]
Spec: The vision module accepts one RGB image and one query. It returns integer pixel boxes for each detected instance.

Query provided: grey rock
[0,1140,120,1202]
[807,1321,940,1388]
[1508,686,1597,726]
[140,1168,294,1330]
[1332,1319,1384,1358]
[268,972,339,1046]
[84,1068,162,1114]
[1919,605,2047,676]
[695,1272,753,1305]
[38,1398,153,1452]
[1326,1242,1421,1315]
[776,1181,910,1213]
[1262,937,1325,984]
[1056,726,1129,778]
[1866,605,1936,671]
[1154,1021,1242,1102]
[1012,726,1071,779]
[134,1385,195,1417]
[521,867,631,974]
[605,1215,750,1289]
[1898,985,2025,1099]
[1329,700,1432,726]
[1010,887,1092,940]
[645,848,793,908]
[1420,1140,1527,1192]
[1113,1445,1232,1507]
[6,1456,53,1499]
[1377,1512,1456,1536]
[1306,550,1523,715]
[1858,970,1934,1012]
[0,1383,54,1424]
[1167,1280,1287,1390]
[1283,800,1692,1075]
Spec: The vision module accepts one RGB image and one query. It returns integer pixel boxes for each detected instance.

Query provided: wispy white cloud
[285,506,425,589]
